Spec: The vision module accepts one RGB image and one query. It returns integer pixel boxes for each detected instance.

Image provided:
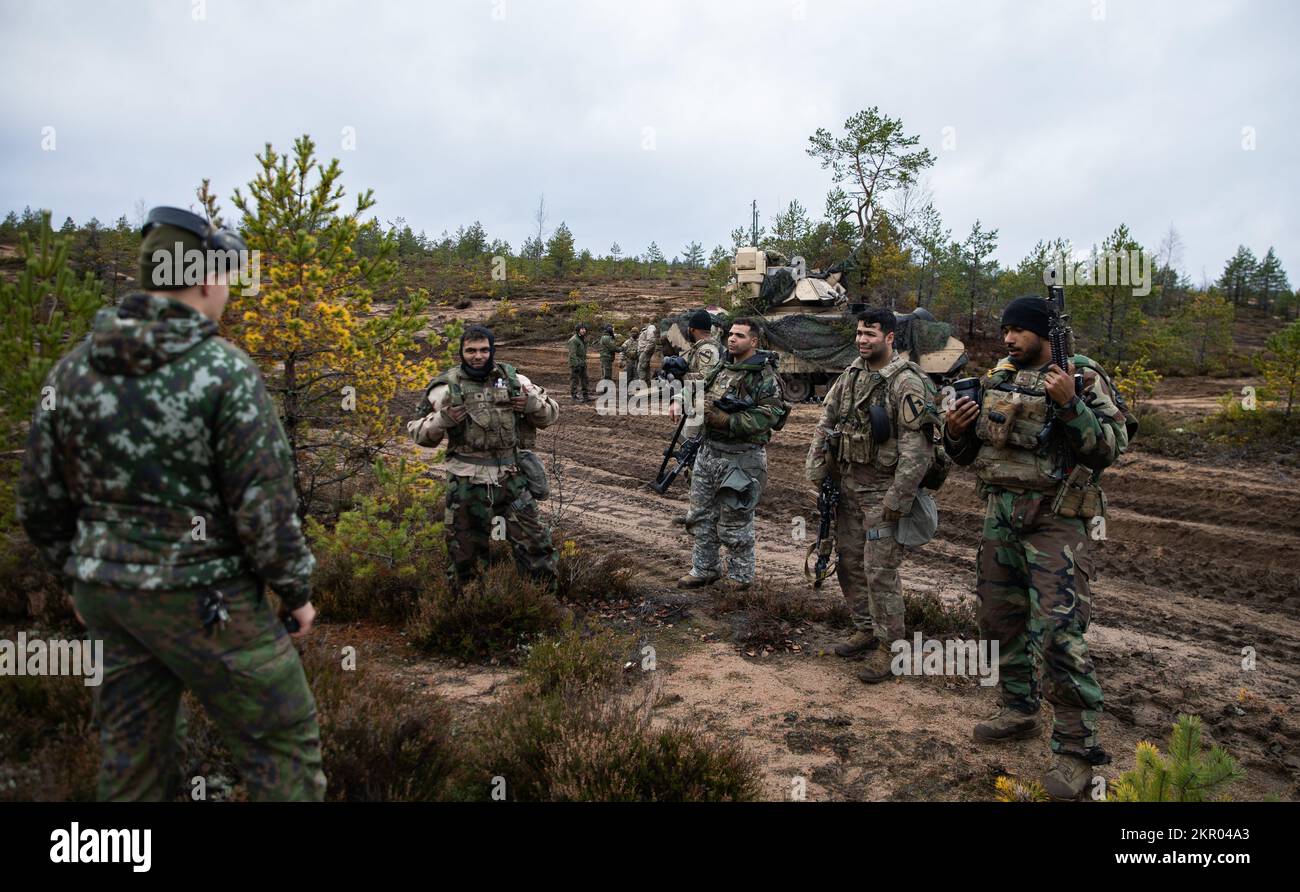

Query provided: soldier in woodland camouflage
[674,318,788,591]
[806,308,938,684]
[408,324,559,590]
[17,207,325,801]
[945,295,1130,800]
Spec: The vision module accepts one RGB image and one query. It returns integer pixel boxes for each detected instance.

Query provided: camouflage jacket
[685,336,723,377]
[943,354,1129,497]
[620,337,638,362]
[566,333,587,367]
[702,352,787,447]
[598,334,618,360]
[806,352,934,513]
[16,292,315,608]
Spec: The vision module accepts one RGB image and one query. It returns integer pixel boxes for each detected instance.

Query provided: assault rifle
[651,413,701,494]
[1044,267,1084,477]
[804,431,841,588]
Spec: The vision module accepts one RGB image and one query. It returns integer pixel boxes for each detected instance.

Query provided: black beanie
[1000,296,1051,338]
[687,309,712,332]
[460,324,496,381]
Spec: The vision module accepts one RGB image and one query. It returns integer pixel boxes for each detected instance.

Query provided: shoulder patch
[900,392,925,427]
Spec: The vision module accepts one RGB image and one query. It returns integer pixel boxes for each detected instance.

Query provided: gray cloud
[1,0,1295,280]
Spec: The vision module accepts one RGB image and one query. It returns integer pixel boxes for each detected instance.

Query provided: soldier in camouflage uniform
[636,316,659,385]
[598,324,618,385]
[17,207,325,802]
[567,323,591,402]
[619,332,639,381]
[806,308,938,684]
[667,309,726,525]
[676,318,788,591]
[944,295,1130,799]
[409,324,560,591]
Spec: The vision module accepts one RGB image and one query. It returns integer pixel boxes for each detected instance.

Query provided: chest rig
[430,363,536,457]
[832,361,905,471]
[972,366,1059,492]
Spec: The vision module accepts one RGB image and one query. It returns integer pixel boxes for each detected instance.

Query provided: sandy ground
[388,282,1299,801]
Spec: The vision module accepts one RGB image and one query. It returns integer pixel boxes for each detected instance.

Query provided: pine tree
[545,221,576,278]
[1109,714,1244,801]
[1258,320,1300,416]
[0,211,106,527]
[682,240,705,269]
[1253,247,1290,314]
[1217,246,1258,307]
[220,135,444,517]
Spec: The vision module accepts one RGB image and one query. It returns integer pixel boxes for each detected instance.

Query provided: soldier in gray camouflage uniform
[17,207,325,802]
[806,308,939,684]
[944,295,1131,799]
[675,318,788,591]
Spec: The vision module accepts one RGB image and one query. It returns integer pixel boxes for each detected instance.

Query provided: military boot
[676,571,719,589]
[1041,754,1094,801]
[718,578,751,593]
[973,706,1042,743]
[833,631,879,658]
[856,648,897,684]
[672,513,688,525]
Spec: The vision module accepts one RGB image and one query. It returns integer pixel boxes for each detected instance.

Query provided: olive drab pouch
[516,449,550,501]
[1052,465,1106,519]
[977,389,1023,449]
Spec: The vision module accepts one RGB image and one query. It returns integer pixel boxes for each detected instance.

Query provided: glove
[705,408,730,430]
[882,505,903,523]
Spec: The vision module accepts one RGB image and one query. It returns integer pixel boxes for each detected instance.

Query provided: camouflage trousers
[600,356,614,383]
[685,441,767,583]
[636,352,653,385]
[834,484,900,642]
[569,364,590,399]
[976,489,1104,759]
[445,470,557,589]
[72,576,326,802]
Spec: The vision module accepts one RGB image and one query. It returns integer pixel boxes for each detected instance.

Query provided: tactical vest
[428,362,536,456]
[702,355,787,444]
[832,359,941,476]
[972,365,1056,491]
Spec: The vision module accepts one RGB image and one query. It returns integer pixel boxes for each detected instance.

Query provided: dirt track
[403,282,1300,801]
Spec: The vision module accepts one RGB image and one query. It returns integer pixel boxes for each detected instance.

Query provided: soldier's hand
[511,395,528,411]
[286,602,316,639]
[945,397,979,436]
[1044,364,1076,408]
[882,505,903,523]
[446,404,469,423]
[705,407,730,430]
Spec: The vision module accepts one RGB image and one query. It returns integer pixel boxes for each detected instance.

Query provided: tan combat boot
[856,648,897,684]
[718,578,751,592]
[833,631,879,658]
[676,571,720,589]
[973,706,1042,743]
[1041,754,1094,801]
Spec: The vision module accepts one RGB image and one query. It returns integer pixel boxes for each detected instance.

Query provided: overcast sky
[1,0,1295,283]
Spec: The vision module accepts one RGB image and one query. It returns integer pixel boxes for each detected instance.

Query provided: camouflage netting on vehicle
[757,314,858,367]
[898,318,952,355]
[755,312,953,368]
